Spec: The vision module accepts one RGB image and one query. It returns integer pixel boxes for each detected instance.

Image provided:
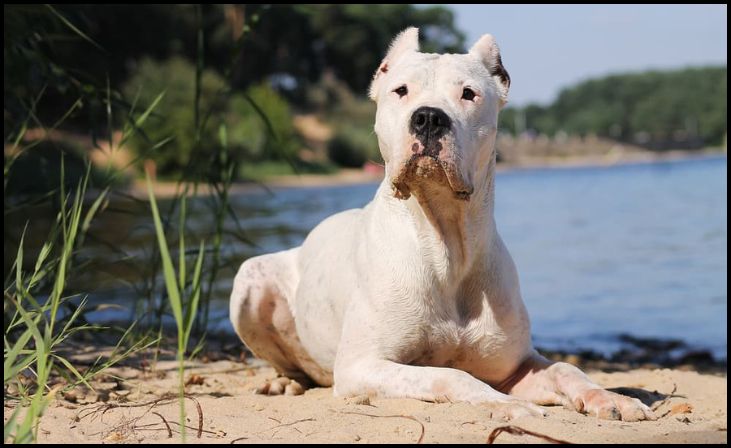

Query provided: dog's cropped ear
[369,27,420,100]
[469,34,510,107]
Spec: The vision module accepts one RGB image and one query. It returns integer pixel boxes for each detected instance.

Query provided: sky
[446,4,727,106]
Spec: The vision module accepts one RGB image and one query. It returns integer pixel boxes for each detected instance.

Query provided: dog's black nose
[410,107,451,140]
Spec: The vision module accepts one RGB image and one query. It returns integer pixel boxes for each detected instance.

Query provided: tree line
[500,66,727,150]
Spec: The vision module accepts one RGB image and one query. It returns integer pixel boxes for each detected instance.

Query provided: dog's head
[369,28,510,201]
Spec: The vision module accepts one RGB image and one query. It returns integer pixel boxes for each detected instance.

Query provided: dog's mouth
[391,155,473,201]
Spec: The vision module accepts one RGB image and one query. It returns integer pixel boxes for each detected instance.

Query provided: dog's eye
[393,85,408,98]
[461,87,476,101]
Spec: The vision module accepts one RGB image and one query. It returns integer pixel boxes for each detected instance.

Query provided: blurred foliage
[328,124,380,168]
[122,57,228,175]
[310,73,382,168]
[26,4,464,99]
[290,4,464,94]
[5,4,464,175]
[228,83,299,162]
[123,57,300,175]
[4,5,115,144]
[239,160,337,181]
[500,67,727,149]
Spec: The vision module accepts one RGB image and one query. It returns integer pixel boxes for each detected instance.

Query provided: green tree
[502,66,727,149]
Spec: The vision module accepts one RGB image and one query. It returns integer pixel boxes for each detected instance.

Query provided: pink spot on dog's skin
[411,143,420,153]
[432,378,450,399]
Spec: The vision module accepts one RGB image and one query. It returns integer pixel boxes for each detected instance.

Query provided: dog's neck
[377,154,497,283]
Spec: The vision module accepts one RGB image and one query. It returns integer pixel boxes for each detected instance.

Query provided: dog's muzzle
[390,107,473,201]
[391,155,473,201]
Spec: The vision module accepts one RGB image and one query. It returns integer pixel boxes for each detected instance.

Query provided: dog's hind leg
[230,248,323,394]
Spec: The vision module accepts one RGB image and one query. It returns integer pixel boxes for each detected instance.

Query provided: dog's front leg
[503,352,657,421]
[334,358,545,420]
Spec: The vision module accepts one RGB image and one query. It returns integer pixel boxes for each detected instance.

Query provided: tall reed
[146,173,205,443]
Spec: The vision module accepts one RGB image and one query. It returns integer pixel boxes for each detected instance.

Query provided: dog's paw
[483,400,547,421]
[573,389,657,422]
[254,377,305,396]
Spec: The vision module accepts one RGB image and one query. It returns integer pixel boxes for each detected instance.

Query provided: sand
[8,356,726,444]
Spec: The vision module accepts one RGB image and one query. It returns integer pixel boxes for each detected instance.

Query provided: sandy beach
[8,350,726,444]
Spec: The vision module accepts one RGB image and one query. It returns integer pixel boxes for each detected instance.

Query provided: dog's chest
[408,310,530,383]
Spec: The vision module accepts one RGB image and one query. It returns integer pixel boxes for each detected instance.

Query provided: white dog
[230,28,656,421]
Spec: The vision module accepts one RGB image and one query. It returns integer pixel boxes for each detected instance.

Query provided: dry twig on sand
[486,425,572,444]
[338,411,425,444]
[76,393,204,439]
[151,412,172,438]
[651,382,679,415]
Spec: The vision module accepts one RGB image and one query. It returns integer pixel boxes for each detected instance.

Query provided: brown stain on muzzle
[392,151,473,202]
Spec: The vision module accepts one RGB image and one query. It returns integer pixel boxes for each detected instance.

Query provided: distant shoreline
[129,149,726,199]
[496,148,726,173]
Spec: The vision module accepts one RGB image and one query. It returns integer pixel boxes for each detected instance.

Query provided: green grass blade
[14,224,27,297]
[58,297,89,338]
[49,181,84,334]
[134,91,166,128]
[4,353,38,384]
[146,173,183,329]
[52,355,93,390]
[3,330,34,382]
[28,239,54,291]
[178,193,187,291]
[9,299,45,367]
[81,187,109,235]
[45,4,105,52]
[50,98,83,130]
[184,241,205,348]
[119,91,166,148]
[77,186,109,248]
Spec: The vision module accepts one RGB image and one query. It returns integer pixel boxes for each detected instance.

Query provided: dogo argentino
[230,28,656,421]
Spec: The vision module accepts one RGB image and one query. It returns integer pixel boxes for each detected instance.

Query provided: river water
[28,155,726,360]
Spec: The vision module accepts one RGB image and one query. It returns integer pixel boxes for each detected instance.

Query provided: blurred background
[4,5,727,368]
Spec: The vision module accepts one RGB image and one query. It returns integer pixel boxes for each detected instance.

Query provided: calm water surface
[78,155,728,359]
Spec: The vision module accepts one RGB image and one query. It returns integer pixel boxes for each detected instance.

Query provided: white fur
[229,28,656,422]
